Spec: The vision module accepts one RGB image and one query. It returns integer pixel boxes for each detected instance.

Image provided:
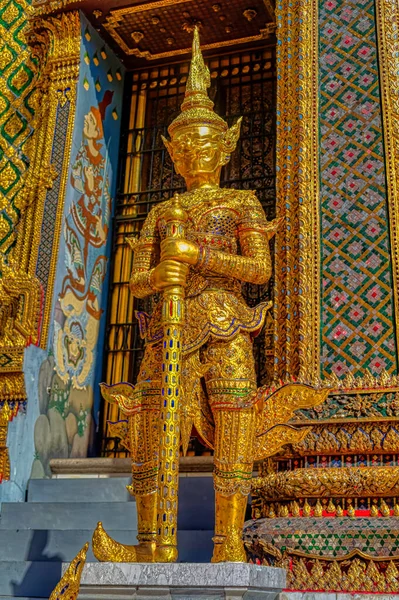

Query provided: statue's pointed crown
[168,27,228,135]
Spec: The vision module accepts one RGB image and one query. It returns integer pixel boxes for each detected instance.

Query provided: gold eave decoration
[244,544,399,593]
[0,260,42,402]
[252,465,399,501]
[319,369,399,393]
[31,0,84,15]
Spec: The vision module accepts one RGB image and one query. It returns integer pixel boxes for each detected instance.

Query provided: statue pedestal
[76,562,286,599]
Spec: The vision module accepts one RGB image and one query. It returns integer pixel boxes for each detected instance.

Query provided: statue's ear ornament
[222,117,242,152]
[161,134,171,153]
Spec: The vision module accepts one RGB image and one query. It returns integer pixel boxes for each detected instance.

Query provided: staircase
[0,475,215,599]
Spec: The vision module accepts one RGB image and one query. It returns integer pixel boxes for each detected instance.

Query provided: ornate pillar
[274,0,320,385]
[0,9,81,485]
[375,0,399,356]
[19,11,81,346]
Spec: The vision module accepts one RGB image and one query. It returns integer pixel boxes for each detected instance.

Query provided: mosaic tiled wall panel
[319,0,398,378]
[244,517,399,557]
[0,0,38,254]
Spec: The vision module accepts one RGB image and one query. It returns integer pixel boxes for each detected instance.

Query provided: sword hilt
[163,193,188,240]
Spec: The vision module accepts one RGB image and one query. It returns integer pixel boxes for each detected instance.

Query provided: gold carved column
[0,9,81,480]
[274,0,320,384]
[19,10,81,346]
[375,0,399,354]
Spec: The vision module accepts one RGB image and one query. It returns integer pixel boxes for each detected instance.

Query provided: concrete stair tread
[0,529,213,562]
[2,477,215,531]
[0,561,63,597]
[0,597,47,600]
[0,477,215,597]
[27,477,133,503]
[0,502,138,531]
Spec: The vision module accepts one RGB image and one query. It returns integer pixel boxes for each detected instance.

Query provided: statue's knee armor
[207,378,258,497]
[129,380,161,497]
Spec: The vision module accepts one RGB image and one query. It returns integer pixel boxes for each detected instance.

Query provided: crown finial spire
[167,27,227,134]
[185,26,210,94]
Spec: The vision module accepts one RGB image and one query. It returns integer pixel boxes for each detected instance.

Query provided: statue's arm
[197,194,272,285]
[129,209,160,299]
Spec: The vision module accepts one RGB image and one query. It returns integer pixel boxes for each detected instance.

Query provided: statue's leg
[93,343,161,562]
[203,333,257,563]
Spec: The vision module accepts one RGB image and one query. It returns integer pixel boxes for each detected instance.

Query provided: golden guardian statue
[93,27,328,564]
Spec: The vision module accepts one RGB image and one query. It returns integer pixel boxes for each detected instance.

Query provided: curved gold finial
[49,543,89,599]
[168,26,227,135]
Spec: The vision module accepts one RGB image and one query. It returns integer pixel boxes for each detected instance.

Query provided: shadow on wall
[11,530,63,597]
[31,355,93,478]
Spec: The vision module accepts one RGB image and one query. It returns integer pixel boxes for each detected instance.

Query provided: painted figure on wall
[32,89,116,478]
[54,91,113,389]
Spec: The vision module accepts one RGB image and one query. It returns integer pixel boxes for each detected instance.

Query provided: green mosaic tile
[319,0,398,377]
[244,517,399,558]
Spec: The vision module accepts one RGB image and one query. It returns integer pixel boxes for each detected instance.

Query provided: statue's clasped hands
[161,238,199,265]
[151,239,200,291]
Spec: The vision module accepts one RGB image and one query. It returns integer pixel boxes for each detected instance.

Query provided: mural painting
[31,15,124,477]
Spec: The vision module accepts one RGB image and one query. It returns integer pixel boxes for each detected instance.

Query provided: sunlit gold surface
[0,402,18,483]
[252,466,399,502]
[244,545,399,593]
[96,27,325,564]
[24,11,81,347]
[93,520,156,562]
[274,0,320,384]
[212,492,248,562]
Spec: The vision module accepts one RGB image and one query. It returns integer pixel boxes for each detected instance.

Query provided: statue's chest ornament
[158,204,239,256]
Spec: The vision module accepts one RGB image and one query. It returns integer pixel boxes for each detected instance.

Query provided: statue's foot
[92,522,156,563]
[154,544,178,563]
[211,533,247,563]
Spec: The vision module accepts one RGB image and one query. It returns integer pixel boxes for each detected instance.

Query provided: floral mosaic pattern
[0,0,38,254]
[319,0,398,377]
[244,517,399,557]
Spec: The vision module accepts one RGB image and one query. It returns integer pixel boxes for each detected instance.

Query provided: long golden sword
[155,193,188,562]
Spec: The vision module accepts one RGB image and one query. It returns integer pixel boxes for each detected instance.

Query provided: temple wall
[319,0,398,378]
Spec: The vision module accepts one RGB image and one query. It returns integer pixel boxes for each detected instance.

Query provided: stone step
[0,502,138,531]
[27,476,214,513]
[49,456,214,476]
[0,529,213,563]
[0,597,47,600]
[76,562,286,599]
[0,561,63,598]
[27,477,133,503]
[2,477,215,531]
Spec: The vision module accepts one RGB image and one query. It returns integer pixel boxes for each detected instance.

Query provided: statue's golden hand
[151,259,189,290]
[160,239,200,266]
